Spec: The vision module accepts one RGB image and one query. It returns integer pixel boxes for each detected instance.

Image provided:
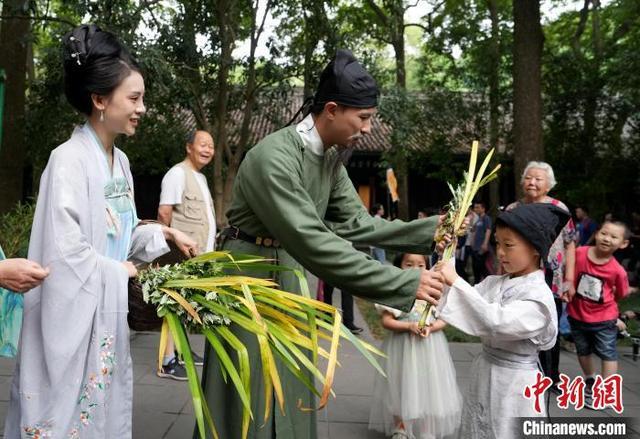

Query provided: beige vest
[169,160,215,253]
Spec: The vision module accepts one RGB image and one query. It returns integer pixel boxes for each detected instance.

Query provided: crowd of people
[0,22,637,439]
[366,160,637,438]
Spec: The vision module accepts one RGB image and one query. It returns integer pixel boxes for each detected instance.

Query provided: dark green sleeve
[237,152,418,312]
[324,165,437,254]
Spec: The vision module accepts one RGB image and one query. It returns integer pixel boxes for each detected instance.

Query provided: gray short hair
[185,130,197,145]
[521,161,557,190]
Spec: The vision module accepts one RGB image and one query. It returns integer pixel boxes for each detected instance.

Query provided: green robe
[200,125,437,439]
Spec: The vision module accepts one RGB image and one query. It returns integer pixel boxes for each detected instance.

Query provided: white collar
[295,113,325,156]
[502,270,545,290]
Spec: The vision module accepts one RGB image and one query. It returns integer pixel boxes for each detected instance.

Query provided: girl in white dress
[435,203,570,438]
[369,253,462,439]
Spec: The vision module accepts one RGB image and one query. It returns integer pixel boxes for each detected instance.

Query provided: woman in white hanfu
[4,24,197,439]
[435,203,571,439]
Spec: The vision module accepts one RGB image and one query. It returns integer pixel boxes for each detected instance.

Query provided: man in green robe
[200,49,445,439]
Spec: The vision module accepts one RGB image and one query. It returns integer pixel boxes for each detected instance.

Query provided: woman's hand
[0,259,49,292]
[122,261,138,278]
[165,227,199,257]
[434,261,459,287]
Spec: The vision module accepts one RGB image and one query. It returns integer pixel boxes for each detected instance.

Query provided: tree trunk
[212,0,234,227]
[396,159,410,219]
[391,2,409,220]
[582,0,601,175]
[0,0,30,213]
[487,0,501,215]
[222,1,267,222]
[512,0,543,198]
[182,0,209,132]
[302,1,334,99]
[392,37,406,89]
[302,2,316,100]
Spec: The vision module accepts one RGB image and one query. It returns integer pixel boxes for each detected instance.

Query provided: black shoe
[191,351,204,366]
[345,324,363,334]
[157,357,188,381]
[177,350,204,366]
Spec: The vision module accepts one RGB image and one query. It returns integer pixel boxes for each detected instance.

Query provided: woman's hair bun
[62,24,140,116]
[62,24,100,70]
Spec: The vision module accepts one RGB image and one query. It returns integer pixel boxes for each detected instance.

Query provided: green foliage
[139,251,385,439]
[0,201,35,258]
[6,0,640,219]
[542,0,640,219]
[138,259,236,329]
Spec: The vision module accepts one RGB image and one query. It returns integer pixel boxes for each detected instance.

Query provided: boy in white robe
[435,203,571,438]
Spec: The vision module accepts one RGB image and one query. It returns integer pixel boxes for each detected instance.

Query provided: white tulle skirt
[368,330,462,439]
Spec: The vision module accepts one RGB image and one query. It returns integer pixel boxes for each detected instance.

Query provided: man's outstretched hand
[416,269,444,306]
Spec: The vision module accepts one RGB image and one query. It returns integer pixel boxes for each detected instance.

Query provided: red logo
[592,374,624,413]
[556,373,585,410]
[523,371,553,414]
[524,373,625,414]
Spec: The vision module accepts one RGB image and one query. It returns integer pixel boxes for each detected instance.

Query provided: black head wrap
[496,203,571,262]
[314,49,379,109]
[286,49,379,126]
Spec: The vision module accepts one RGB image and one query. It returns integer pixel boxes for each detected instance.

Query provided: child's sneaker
[157,357,188,381]
[583,377,603,410]
[391,428,413,439]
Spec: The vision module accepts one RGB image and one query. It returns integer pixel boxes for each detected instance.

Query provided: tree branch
[132,0,163,19]
[257,0,273,41]
[571,0,591,53]
[404,22,430,33]
[364,0,388,26]
[611,16,636,42]
[404,0,421,11]
[0,14,75,27]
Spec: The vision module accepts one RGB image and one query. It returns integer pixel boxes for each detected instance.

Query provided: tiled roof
[178,90,493,154]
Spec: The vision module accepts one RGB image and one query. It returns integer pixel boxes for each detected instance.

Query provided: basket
[127,241,187,331]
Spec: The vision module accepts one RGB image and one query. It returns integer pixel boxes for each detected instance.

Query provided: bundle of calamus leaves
[418,140,501,329]
[137,251,385,439]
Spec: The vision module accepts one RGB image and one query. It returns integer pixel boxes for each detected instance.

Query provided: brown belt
[221,226,281,248]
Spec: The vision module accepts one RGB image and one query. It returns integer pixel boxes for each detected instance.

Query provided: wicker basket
[127,241,187,331]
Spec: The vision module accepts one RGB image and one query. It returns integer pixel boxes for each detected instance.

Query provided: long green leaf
[266,322,332,389]
[202,328,252,416]
[291,270,319,366]
[192,296,267,335]
[337,322,386,376]
[239,283,281,420]
[189,251,264,264]
[266,329,301,372]
[215,326,252,439]
[252,290,384,358]
[165,313,209,439]
[164,276,277,289]
[271,345,322,398]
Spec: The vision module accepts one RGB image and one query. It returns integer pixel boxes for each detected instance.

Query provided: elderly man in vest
[157,129,216,379]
